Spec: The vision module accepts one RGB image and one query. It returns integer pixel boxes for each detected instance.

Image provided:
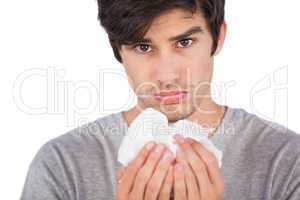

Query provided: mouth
[154,90,188,104]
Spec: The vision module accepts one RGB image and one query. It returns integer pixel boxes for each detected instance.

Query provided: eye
[134,44,152,54]
[176,38,194,48]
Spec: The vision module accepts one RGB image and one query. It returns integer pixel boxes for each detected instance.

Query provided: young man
[21,0,300,199]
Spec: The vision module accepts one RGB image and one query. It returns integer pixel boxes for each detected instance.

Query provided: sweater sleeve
[282,156,300,200]
[20,141,72,200]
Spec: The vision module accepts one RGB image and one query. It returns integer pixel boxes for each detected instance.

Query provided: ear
[213,20,227,56]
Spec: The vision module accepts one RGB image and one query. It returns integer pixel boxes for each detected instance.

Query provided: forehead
[144,8,207,38]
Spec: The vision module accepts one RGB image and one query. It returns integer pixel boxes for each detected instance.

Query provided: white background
[0,0,299,199]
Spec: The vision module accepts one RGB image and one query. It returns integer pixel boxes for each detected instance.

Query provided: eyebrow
[137,26,204,44]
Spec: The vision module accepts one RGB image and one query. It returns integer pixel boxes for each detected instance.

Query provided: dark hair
[97,0,225,63]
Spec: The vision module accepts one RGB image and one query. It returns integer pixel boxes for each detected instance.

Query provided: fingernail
[185,138,194,144]
[174,134,185,144]
[154,144,165,154]
[175,163,184,171]
[176,146,184,155]
[146,142,155,151]
[161,151,173,162]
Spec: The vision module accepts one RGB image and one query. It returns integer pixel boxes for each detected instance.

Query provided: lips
[155,90,187,96]
[154,91,187,104]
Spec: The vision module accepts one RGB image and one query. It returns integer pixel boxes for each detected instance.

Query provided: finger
[117,166,126,183]
[117,141,156,198]
[174,135,212,197]
[158,165,174,200]
[144,148,175,200]
[174,163,187,200]
[130,143,166,199]
[187,138,224,194]
[176,147,200,200]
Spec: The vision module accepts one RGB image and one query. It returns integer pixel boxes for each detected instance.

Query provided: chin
[154,103,195,122]
[138,97,195,120]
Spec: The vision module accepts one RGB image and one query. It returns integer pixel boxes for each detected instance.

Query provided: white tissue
[118,108,223,168]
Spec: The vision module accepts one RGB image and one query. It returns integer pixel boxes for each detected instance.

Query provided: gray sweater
[20,106,300,199]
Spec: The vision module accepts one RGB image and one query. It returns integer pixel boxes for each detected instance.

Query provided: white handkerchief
[118,108,223,168]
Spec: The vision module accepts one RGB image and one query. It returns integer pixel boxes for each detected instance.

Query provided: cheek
[181,51,213,86]
[123,60,156,94]
[122,54,148,80]
[127,64,154,83]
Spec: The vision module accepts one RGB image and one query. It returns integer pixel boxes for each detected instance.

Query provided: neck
[186,99,226,129]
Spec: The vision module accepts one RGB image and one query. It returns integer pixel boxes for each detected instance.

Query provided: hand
[116,141,175,200]
[173,134,224,200]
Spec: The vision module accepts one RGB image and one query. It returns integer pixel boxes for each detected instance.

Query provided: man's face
[119,8,224,122]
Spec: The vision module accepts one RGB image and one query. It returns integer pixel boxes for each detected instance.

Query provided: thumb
[117,166,127,182]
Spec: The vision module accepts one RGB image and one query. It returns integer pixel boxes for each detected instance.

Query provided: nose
[155,55,181,89]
